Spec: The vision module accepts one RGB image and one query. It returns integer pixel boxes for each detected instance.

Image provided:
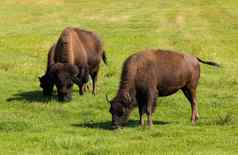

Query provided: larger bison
[39,27,107,101]
[107,49,220,129]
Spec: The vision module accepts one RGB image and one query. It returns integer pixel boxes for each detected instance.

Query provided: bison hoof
[147,121,153,128]
[140,122,144,127]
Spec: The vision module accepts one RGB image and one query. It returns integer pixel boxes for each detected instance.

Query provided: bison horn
[105,94,111,104]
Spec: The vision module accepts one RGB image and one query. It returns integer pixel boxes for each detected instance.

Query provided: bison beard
[109,49,220,129]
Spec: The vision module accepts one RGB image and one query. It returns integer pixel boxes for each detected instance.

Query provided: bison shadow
[71,120,170,130]
[6,90,57,103]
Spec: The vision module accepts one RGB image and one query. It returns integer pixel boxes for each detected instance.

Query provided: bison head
[39,73,54,96]
[107,94,133,129]
[49,63,81,102]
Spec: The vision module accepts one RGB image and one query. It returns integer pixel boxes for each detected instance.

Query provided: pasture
[0,0,238,154]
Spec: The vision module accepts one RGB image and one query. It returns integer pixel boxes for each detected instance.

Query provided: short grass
[0,0,238,154]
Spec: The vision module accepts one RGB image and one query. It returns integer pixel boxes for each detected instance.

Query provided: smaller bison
[39,27,106,101]
[107,49,220,129]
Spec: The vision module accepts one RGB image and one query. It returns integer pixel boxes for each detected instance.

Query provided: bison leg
[138,105,145,126]
[146,90,157,128]
[79,84,84,95]
[182,87,199,125]
[77,65,89,96]
[137,93,146,127]
[147,113,153,127]
[91,70,98,96]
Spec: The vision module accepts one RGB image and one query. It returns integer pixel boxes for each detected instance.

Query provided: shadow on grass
[71,120,170,130]
[197,114,234,126]
[0,121,31,132]
[6,90,57,103]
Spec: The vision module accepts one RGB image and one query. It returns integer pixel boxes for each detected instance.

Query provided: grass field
[0,0,238,154]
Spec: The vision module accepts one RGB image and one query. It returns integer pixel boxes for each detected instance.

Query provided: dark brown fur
[39,27,107,101]
[109,49,219,128]
[72,27,107,95]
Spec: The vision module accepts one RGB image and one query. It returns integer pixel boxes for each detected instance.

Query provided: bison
[39,27,107,101]
[107,49,220,129]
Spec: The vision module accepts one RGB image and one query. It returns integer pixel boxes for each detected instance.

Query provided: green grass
[0,0,238,154]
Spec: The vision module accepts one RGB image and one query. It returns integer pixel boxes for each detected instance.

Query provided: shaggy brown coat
[109,49,219,128]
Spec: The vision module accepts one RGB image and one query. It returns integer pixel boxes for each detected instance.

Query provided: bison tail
[196,57,220,67]
[102,50,107,65]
